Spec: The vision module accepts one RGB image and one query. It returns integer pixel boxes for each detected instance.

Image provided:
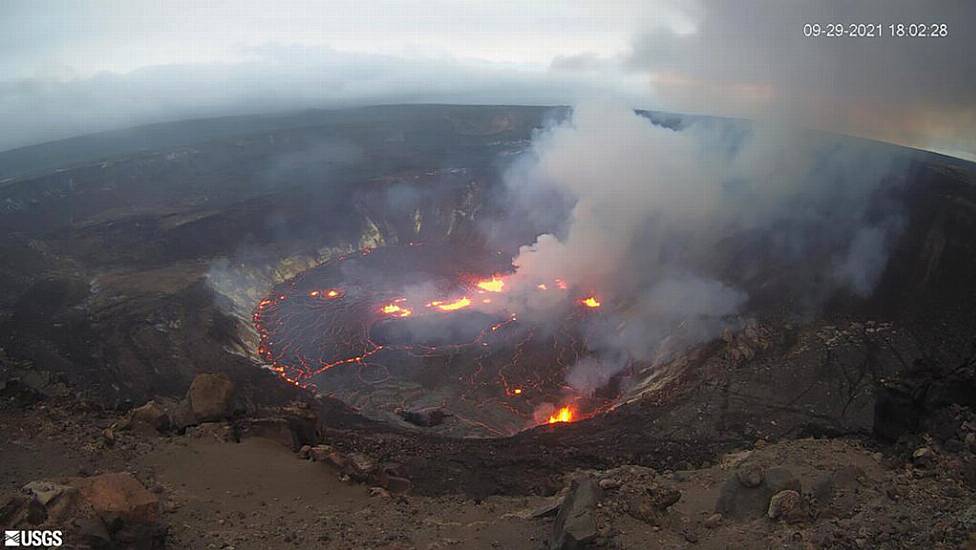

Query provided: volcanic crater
[2,105,975,497]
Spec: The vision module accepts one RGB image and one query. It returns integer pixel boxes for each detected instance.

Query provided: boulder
[129,400,171,433]
[736,463,764,488]
[767,489,805,522]
[18,481,91,527]
[551,476,603,550]
[167,399,198,433]
[22,481,75,508]
[280,403,319,444]
[186,373,235,421]
[398,407,450,427]
[716,467,801,520]
[69,472,159,525]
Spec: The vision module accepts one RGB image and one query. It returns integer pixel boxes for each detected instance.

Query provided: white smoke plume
[499,103,908,394]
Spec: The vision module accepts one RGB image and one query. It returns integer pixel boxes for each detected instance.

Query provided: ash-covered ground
[2,105,976,548]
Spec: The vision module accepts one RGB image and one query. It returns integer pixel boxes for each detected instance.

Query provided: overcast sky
[1,0,973,159]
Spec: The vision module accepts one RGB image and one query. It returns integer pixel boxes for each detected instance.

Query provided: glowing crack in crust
[253,244,614,436]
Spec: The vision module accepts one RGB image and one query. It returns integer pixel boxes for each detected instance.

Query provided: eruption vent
[547,406,574,424]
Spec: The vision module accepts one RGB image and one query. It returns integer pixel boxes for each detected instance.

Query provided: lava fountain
[547,406,574,424]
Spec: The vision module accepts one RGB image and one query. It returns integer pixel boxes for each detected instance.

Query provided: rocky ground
[3,370,976,549]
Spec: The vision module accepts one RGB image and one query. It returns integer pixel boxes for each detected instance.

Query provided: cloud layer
[1,0,972,158]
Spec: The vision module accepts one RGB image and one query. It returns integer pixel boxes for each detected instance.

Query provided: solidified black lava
[369,311,505,347]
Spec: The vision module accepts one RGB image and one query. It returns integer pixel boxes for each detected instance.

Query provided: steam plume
[499,103,908,393]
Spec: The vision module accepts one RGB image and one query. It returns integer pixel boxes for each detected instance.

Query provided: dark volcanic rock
[551,476,603,550]
[129,400,171,433]
[398,407,450,427]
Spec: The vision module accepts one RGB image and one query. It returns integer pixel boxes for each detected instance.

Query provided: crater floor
[253,243,617,437]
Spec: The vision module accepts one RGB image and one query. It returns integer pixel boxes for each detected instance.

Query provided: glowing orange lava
[310,288,342,298]
[548,406,574,424]
[476,277,505,293]
[381,303,412,317]
[513,388,522,395]
[436,297,472,311]
[580,296,601,308]
[555,279,568,290]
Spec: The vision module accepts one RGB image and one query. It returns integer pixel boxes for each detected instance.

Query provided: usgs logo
[4,530,63,547]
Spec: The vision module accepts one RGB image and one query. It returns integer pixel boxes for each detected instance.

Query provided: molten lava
[548,406,574,424]
[476,277,505,293]
[435,297,472,311]
[381,303,412,317]
[580,296,601,308]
